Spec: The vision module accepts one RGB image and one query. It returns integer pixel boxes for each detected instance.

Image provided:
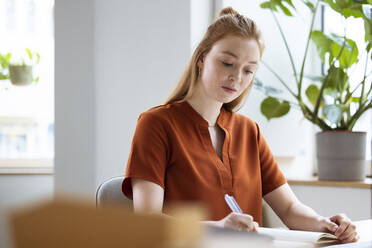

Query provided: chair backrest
[96,176,132,209]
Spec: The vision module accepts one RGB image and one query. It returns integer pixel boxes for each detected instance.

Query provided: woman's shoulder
[137,102,180,124]
[228,110,259,129]
[226,111,262,141]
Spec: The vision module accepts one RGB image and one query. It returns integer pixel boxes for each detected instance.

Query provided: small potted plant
[0,48,40,86]
[255,0,372,181]
[9,48,40,86]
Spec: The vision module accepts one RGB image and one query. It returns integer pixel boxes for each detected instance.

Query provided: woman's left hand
[320,213,359,243]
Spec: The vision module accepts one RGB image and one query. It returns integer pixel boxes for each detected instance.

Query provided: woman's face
[197,36,260,104]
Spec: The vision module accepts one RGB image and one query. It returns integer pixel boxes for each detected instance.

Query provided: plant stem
[346,102,372,130]
[298,0,320,99]
[261,60,298,98]
[311,72,330,121]
[301,103,331,130]
[359,50,369,106]
[271,10,299,83]
[348,81,364,101]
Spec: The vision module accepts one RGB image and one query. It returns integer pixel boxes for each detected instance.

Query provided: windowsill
[288,176,372,189]
[0,159,53,175]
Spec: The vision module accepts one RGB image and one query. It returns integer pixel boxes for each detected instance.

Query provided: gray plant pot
[316,131,366,181]
[9,65,33,86]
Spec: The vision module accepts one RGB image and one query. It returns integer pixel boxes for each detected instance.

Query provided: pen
[224,194,242,213]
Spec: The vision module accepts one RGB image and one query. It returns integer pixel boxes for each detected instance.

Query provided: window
[0,0,54,169]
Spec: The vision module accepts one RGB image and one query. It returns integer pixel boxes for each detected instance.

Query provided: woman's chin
[218,96,237,104]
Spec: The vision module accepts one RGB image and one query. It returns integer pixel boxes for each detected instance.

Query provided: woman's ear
[197,54,205,69]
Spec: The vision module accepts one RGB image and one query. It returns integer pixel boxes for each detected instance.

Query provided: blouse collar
[177,100,229,129]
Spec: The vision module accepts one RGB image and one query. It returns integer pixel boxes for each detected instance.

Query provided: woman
[122,7,359,243]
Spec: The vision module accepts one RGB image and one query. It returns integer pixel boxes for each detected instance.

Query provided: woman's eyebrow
[221,51,258,64]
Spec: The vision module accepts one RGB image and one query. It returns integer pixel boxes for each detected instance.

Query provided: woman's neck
[186,90,223,127]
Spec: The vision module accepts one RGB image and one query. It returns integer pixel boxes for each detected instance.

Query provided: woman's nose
[229,69,241,83]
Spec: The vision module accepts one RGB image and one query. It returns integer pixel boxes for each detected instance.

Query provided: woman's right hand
[217,212,259,232]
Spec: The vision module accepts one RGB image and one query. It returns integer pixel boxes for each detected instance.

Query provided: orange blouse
[122,101,286,226]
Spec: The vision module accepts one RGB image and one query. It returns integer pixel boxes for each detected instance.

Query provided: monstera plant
[255,0,372,181]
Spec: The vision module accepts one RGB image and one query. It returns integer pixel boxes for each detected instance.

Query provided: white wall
[191,0,214,51]
[55,0,216,199]
[55,0,96,198]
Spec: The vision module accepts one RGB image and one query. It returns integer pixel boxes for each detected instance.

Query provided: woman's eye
[222,61,232,67]
[245,70,253,74]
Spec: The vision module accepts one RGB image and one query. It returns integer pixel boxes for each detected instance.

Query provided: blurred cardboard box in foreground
[7,197,204,248]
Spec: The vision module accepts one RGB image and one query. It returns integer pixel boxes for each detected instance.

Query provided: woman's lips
[222,86,237,93]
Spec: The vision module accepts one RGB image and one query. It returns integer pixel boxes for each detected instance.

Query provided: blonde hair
[165,7,265,111]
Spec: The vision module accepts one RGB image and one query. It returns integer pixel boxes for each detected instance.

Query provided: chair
[96,176,132,209]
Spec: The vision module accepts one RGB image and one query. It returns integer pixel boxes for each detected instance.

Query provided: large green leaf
[325,65,349,92]
[322,0,365,18]
[364,19,372,45]
[323,88,339,98]
[260,97,290,120]
[260,1,277,11]
[301,0,316,12]
[329,34,359,68]
[310,31,331,63]
[305,84,319,105]
[311,31,359,68]
[259,0,296,16]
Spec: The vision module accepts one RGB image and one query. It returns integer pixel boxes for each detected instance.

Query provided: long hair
[165,7,265,112]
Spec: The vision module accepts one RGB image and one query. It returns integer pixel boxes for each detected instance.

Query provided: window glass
[0,0,54,160]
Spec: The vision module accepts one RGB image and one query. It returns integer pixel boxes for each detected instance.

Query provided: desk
[271,219,372,248]
[203,220,372,248]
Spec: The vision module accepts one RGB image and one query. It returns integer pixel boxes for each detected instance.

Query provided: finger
[252,221,259,232]
[241,215,255,231]
[353,234,360,242]
[335,221,350,238]
[231,213,255,231]
[339,223,357,241]
[330,214,348,225]
[323,218,338,233]
[223,213,238,229]
[341,232,357,243]
[224,213,249,230]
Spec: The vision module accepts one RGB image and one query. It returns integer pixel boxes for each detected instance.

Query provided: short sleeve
[256,123,287,196]
[122,112,169,199]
